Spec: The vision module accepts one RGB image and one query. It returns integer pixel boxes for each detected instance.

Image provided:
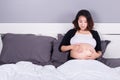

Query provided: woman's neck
[77,30,90,34]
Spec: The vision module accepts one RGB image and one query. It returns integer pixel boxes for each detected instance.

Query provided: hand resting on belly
[70,43,96,59]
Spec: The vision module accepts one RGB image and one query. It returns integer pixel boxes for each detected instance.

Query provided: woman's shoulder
[90,30,99,34]
[64,28,77,37]
[68,28,77,32]
[90,30,100,37]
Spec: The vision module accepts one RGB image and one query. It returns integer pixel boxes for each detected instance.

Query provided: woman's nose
[82,23,85,26]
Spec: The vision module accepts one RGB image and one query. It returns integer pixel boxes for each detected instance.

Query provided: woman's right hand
[71,44,81,52]
[61,44,82,52]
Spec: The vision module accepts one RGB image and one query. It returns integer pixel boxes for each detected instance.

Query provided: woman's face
[78,16,88,31]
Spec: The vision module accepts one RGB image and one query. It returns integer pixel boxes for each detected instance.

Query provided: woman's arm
[87,51,102,60]
[89,30,102,59]
[96,51,102,58]
[59,29,76,52]
[93,30,102,52]
[61,44,81,52]
[61,45,72,52]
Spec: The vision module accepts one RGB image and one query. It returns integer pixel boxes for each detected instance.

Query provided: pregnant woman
[59,9,102,60]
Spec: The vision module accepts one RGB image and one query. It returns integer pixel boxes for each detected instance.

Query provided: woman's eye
[78,21,81,23]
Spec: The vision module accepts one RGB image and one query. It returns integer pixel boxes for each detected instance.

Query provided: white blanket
[57,60,120,80]
[0,60,120,80]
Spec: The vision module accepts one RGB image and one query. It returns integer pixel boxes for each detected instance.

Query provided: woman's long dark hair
[72,9,94,30]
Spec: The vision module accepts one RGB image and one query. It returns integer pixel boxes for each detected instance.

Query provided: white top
[70,33,96,48]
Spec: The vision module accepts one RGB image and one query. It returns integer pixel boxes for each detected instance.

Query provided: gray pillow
[51,34,68,65]
[101,40,111,54]
[51,39,68,63]
[0,33,55,65]
[97,40,111,62]
[51,34,110,67]
[102,58,120,68]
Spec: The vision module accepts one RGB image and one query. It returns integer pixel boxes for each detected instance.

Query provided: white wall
[0,0,120,23]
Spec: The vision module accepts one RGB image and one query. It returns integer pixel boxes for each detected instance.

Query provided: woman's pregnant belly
[70,43,95,59]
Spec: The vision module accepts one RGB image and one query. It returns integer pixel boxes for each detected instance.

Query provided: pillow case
[102,58,120,68]
[101,40,111,54]
[0,33,55,65]
[51,34,110,67]
[51,34,69,67]
[97,40,110,62]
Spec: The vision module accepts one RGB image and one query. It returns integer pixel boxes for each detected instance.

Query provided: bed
[0,23,120,80]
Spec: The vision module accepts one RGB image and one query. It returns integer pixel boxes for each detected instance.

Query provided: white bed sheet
[0,60,120,80]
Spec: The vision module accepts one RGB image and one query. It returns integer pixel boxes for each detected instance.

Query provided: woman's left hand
[87,51,102,60]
